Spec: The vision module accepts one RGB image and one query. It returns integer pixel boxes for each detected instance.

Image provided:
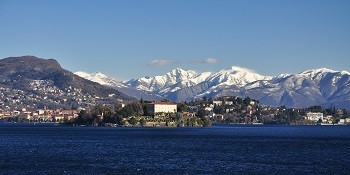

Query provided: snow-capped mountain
[236,68,350,109]
[200,66,271,91]
[126,68,199,92]
[74,71,162,101]
[74,71,125,87]
[75,67,350,109]
[126,66,271,94]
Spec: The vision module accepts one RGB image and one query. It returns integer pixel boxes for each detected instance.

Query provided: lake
[0,124,349,174]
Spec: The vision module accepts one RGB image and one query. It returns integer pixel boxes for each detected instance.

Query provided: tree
[208,97,213,103]
[202,96,208,102]
[308,106,323,113]
[75,110,92,125]
[92,105,113,117]
[139,118,147,126]
[115,114,124,125]
[140,98,149,116]
[213,105,224,114]
[201,117,212,127]
[93,117,101,126]
[197,106,208,118]
[129,117,137,125]
[118,101,144,117]
[177,103,187,112]
[243,97,251,106]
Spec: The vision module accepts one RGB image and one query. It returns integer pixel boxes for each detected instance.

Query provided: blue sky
[0,0,349,80]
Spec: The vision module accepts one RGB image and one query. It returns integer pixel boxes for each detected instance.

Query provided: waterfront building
[146,101,177,116]
[306,112,323,122]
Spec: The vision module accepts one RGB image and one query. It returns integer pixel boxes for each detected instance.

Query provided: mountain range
[75,66,350,109]
[0,55,348,110]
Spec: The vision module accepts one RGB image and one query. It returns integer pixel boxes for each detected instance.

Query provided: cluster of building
[306,112,350,125]
[0,87,28,109]
[186,96,262,123]
[146,96,350,125]
[0,108,80,122]
[0,80,120,111]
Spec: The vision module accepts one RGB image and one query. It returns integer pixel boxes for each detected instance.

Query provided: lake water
[0,124,349,174]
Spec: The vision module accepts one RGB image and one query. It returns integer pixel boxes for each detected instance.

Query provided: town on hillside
[0,83,120,111]
[1,95,350,126]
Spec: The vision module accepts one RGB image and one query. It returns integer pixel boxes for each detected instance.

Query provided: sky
[0,0,349,80]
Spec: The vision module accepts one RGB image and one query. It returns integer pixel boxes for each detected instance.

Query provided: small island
[2,96,349,127]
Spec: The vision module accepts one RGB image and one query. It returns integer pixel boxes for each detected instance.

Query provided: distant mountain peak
[168,68,197,80]
[274,73,291,79]
[301,68,336,74]
[169,67,197,75]
[1,55,62,70]
[74,71,90,77]
[340,70,350,75]
[74,71,124,87]
[230,66,256,73]
[171,67,186,72]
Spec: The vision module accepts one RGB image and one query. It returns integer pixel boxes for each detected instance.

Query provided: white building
[116,103,125,109]
[323,115,333,124]
[338,119,346,125]
[204,107,213,112]
[12,110,20,116]
[225,101,234,105]
[212,101,223,106]
[249,101,256,105]
[337,118,350,125]
[226,107,234,113]
[306,112,323,122]
[146,102,177,116]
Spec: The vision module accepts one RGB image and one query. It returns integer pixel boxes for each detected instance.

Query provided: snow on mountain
[242,68,350,108]
[190,72,213,84]
[205,66,271,87]
[272,73,291,80]
[127,66,270,95]
[74,71,162,101]
[126,68,200,92]
[74,71,125,87]
[124,66,273,102]
[76,66,350,109]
